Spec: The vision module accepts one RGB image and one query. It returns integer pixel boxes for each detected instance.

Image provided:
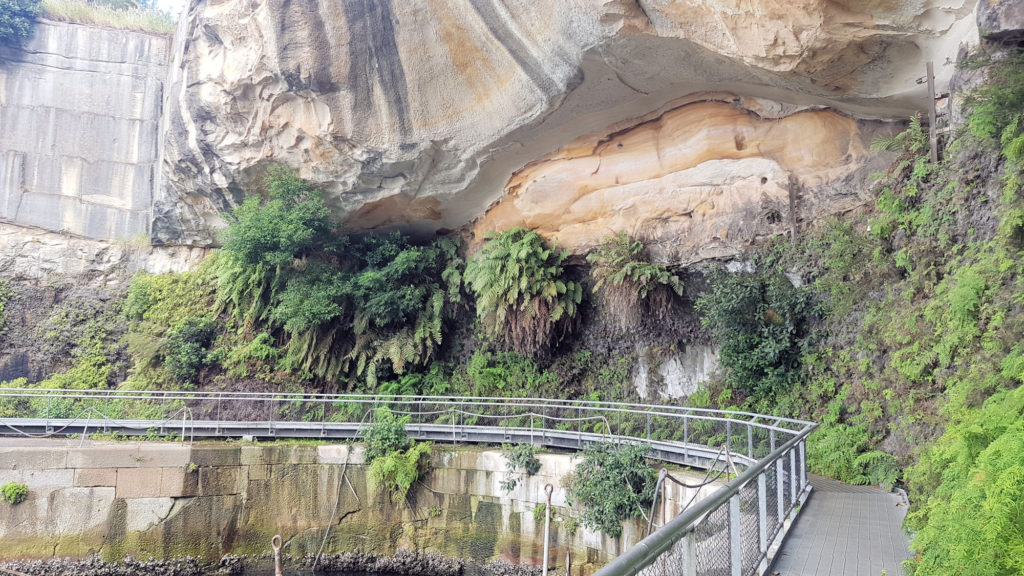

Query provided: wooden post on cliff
[927,61,938,163]
[787,174,800,244]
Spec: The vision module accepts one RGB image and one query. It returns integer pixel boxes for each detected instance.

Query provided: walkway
[772,475,912,576]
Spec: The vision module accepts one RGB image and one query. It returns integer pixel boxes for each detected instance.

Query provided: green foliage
[966,51,1024,153]
[466,350,558,398]
[566,442,656,537]
[1,482,28,505]
[532,503,548,523]
[465,227,582,356]
[363,406,431,505]
[214,167,464,384]
[0,279,14,337]
[361,407,411,463]
[39,0,174,34]
[367,442,432,505]
[500,443,541,493]
[0,0,39,46]
[586,232,683,330]
[163,317,216,385]
[695,268,814,398]
[906,386,1024,575]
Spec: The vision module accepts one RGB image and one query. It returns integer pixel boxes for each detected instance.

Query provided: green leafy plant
[367,442,432,505]
[361,407,411,463]
[1,482,27,505]
[566,442,656,537]
[0,0,39,46]
[163,317,216,385]
[696,268,814,398]
[500,443,541,493]
[586,232,683,330]
[465,227,582,356]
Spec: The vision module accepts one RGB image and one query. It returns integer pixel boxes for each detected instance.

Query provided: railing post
[683,417,689,463]
[799,440,807,490]
[646,412,651,441]
[776,457,785,523]
[757,472,768,558]
[726,419,732,453]
[747,425,754,459]
[682,531,697,576]
[789,448,798,508]
[729,492,742,576]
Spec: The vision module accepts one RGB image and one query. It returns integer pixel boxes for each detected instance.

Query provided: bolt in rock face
[157,0,979,262]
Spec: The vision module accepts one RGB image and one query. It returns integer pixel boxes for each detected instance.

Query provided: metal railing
[0,388,814,575]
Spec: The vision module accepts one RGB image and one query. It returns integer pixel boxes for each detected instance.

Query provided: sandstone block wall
[0,22,169,242]
[0,440,717,574]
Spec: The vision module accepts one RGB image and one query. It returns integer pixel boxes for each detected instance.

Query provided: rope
[645,444,733,537]
[312,447,350,571]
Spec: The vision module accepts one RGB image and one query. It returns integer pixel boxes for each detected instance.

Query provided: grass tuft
[39,0,176,35]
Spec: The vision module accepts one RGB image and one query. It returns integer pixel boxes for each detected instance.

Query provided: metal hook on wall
[271,534,283,576]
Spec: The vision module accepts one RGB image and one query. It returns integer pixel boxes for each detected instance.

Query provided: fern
[587,232,683,330]
[465,227,582,355]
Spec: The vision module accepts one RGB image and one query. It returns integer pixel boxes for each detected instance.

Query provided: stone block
[190,445,240,467]
[0,447,68,470]
[116,467,153,498]
[68,445,144,469]
[157,467,189,497]
[135,444,191,468]
[247,464,270,481]
[240,444,318,466]
[23,468,74,487]
[316,444,365,465]
[124,497,174,532]
[198,466,241,496]
[75,468,117,487]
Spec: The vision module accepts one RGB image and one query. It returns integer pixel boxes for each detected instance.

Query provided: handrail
[595,425,815,576]
[0,388,810,434]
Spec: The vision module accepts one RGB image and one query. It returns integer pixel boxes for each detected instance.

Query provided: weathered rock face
[0,22,169,242]
[977,0,1024,41]
[156,0,980,258]
[475,97,890,261]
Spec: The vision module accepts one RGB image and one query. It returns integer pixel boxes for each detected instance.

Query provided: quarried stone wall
[0,21,169,242]
[0,440,718,575]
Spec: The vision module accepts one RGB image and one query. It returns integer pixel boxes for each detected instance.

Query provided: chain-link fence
[596,431,813,576]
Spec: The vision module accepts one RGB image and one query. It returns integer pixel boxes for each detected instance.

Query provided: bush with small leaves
[566,442,656,537]
[1,482,27,505]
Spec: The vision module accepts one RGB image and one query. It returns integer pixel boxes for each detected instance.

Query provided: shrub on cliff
[465,227,582,356]
[1,481,27,505]
[586,232,683,331]
[214,167,463,385]
[0,0,39,47]
[695,268,814,399]
[565,442,656,537]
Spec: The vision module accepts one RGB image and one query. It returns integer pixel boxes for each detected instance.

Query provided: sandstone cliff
[155,0,979,262]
